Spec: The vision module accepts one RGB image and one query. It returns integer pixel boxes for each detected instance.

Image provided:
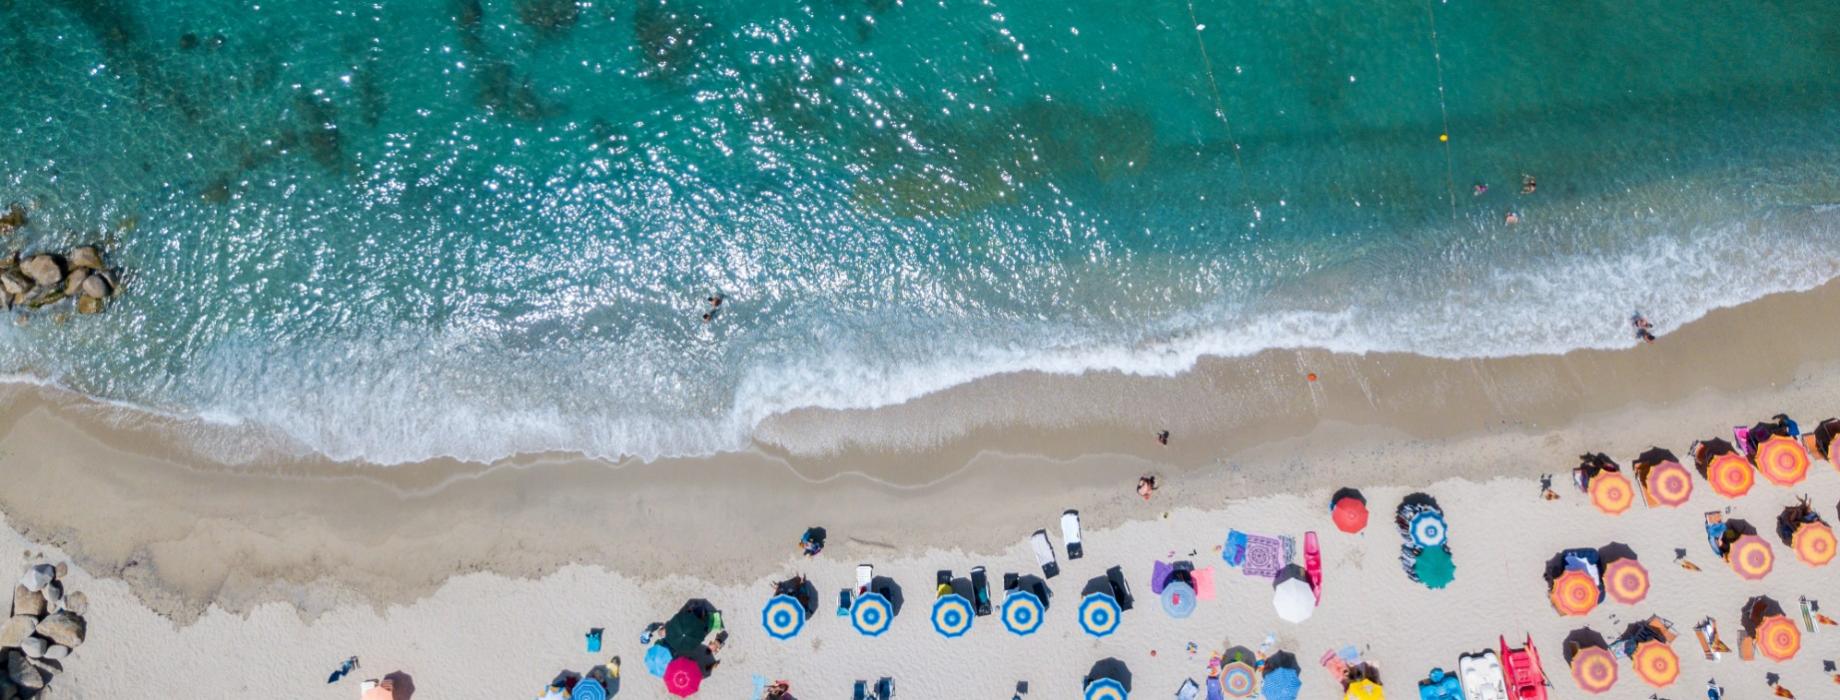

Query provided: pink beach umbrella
[664,657,702,697]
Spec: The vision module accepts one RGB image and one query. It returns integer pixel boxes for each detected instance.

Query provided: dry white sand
[30,464,1839,699]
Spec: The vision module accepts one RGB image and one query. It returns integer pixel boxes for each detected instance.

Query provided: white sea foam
[5,204,1838,467]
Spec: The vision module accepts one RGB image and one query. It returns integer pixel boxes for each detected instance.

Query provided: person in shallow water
[1521,174,1537,194]
[707,294,723,308]
[1473,183,1488,196]
[1632,314,1657,343]
[1137,475,1158,500]
[1504,212,1520,225]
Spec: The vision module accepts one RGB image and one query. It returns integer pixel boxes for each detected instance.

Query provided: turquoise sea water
[3,0,1840,463]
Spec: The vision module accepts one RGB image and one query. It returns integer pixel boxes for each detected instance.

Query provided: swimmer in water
[1521,174,1537,194]
[1473,183,1488,196]
[707,294,723,308]
[1504,212,1520,225]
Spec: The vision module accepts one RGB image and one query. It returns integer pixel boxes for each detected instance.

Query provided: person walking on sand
[1157,430,1170,446]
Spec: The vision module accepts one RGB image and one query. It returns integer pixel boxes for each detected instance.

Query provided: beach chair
[971,566,993,616]
[875,677,895,698]
[855,564,874,596]
[936,569,953,597]
[1062,510,1084,560]
[1694,618,1723,661]
[853,680,869,700]
[1030,530,1060,578]
[1176,678,1200,700]
[1704,512,1727,557]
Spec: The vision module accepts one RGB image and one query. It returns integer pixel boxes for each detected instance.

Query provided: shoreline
[3,280,1840,623]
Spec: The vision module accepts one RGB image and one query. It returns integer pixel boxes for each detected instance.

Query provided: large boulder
[32,613,82,648]
[63,267,90,297]
[39,583,58,609]
[79,274,109,299]
[67,246,103,271]
[41,645,67,661]
[18,566,51,594]
[18,256,60,287]
[17,637,43,659]
[0,270,27,296]
[11,586,43,617]
[0,616,34,647]
[5,651,43,691]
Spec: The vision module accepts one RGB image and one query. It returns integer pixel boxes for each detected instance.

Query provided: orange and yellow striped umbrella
[1569,646,1617,694]
[1753,435,1809,487]
[1792,522,1835,567]
[1631,640,1679,688]
[1643,460,1693,507]
[1588,471,1634,515]
[1603,557,1649,604]
[1550,569,1599,616]
[1705,452,1754,499]
[1756,614,1801,662]
[1727,534,1774,580]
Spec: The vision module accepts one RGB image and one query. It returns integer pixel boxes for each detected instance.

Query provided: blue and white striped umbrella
[851,592,894,637]
[1001,590,1044,636]
[1084,677,1129,700]
[931,594,974,638]
[1410,511,1447,548]
[571,678,607,700]
[1160,581,1197,618]
[1078,592,1122,637]
[761,594,806,640]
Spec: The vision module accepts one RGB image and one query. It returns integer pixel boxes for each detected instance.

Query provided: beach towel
[1278,535,1297,565]
[1193,566,1216,601]
[1242,535,1284,579]
[1151,560,1173,594]
[1223,530,1248,567]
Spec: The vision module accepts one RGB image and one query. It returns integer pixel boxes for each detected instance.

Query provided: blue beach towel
[1223,530,1248,567]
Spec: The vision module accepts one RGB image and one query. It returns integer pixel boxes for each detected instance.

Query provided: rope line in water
[1185,0,1245,174]
[1425,0,1458,219]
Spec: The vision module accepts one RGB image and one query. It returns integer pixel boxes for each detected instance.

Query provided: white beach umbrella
[1272,576,1315,623]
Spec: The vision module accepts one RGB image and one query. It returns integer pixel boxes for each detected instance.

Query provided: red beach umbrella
[1331,490,1368,533]
[664,657,702,697]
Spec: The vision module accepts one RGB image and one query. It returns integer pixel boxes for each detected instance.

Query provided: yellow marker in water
[1439,133,1449,142]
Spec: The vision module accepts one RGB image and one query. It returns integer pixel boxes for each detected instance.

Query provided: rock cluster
[0,244,121,315]
[1,562,87,698]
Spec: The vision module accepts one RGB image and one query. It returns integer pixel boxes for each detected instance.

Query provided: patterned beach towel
[1242,534,1283,579]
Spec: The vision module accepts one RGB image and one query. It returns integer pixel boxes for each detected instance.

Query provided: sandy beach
[0,282,1833,697]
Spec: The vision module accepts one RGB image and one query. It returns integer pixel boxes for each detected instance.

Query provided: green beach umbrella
[663,609,711,657]
[1415,546,1456,589]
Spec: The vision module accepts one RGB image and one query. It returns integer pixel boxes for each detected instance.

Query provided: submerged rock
[0,205,23,232]
[33,613,83,648]
[68,246,103,271]
[19,255,60,287]
[76,297,103,315]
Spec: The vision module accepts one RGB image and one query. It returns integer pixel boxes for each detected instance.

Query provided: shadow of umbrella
[870,577,905,616]
[1562,628,1609,664]
[1085,657,1133,692]
[1597,542,1638,563]
[382,672,416,700]
[1015,574,1053,609]
[1080,575,1114,597]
